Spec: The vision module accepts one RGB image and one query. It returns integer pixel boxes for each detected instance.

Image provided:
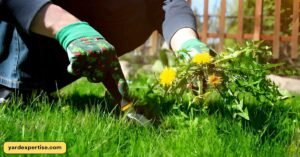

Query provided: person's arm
[1,0,79,38]
[2,0,51,33]
[170,28,197,51]
[162,0,197,50]
[162,0,209,57]
[30,3,80,38]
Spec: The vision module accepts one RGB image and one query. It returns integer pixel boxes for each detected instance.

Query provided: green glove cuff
[180,38,209,54]
[55,21,103,50]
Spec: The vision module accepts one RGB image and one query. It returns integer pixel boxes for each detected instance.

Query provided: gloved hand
[56,22,140,117]
[55,22,117,82]
[120,100,151,126]
[177,38,212,61]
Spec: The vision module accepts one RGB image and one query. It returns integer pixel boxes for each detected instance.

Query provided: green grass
[0,78,299,157]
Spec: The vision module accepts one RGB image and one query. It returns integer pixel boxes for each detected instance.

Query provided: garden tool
[101,65,151,126]
[120,99,151,126]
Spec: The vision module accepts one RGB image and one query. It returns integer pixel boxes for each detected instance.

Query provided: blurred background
[119,0,299,79]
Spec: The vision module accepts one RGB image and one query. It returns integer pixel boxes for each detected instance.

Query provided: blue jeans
[0,21,78,92]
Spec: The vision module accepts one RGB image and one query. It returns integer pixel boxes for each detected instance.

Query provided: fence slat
[291,0,299,59]
[237,0,244,42]
[218,0,226,51]
[273,0,281,59]
[254,0,263,40]
[203,33,292,41]
[201,0,209,43]
[150,31,159,56]
[146,0,298,60]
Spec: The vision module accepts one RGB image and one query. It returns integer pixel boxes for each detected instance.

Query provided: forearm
[170,28,198,51]
[30,3,79,38]
[162,0,197,49]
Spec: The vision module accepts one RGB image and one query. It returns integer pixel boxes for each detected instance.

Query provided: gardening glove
[177,38,213,61]
[120,99,151,126]
[55,21,117,82]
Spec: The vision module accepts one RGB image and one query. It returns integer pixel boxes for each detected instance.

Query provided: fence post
[237,0,244,43]
[201,0,209,44]
[291,0,299,59]
[149,31,159,56]
[218,0,226,51]
[273,0,281,59]
[254,0,263,40]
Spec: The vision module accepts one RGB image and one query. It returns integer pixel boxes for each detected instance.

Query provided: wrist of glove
[55,22,116,82]
[177,38,210,61]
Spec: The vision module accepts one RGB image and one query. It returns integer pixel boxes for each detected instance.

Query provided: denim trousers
[0,21,78,92]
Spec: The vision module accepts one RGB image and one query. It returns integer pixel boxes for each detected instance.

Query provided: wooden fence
[148,0,299,59]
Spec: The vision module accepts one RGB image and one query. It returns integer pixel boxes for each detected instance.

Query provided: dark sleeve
[1,0,51,33]
[162,0,196,44]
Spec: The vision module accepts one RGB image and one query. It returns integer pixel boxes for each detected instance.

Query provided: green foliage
[0,41,299,156]
[127,41,300,146]
[0,74,299,156]
[153,41,287,122]
[0,94,299,156]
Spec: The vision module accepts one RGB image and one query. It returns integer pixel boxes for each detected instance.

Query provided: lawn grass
[0,78,299,157]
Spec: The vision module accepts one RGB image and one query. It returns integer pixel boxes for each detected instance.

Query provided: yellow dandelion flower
[191,52,213,64]
[159,67,176,86]
[208,74,222,86]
